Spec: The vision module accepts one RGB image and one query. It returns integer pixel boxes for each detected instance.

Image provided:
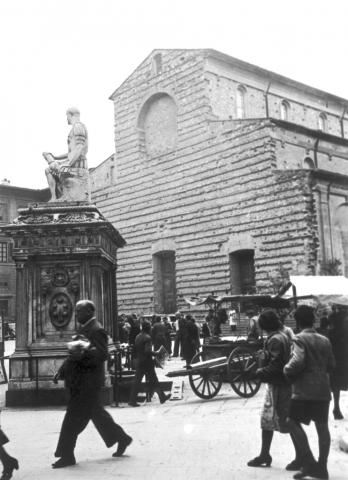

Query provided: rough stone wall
[93,118,314,315]
[91,49,348,316]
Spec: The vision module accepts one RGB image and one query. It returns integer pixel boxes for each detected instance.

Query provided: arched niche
[303,157,315,170]
[138,93,178,157]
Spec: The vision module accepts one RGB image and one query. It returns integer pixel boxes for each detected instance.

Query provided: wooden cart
[167,338,262,399]
[167,293,291,400]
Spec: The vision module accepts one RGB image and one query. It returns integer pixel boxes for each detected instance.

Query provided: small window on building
[152,53,162,75]
[280,100,290,121]
[0,243,8,263]
[236,85,247,119]
[318,113,328,132]
[229,249,255,294]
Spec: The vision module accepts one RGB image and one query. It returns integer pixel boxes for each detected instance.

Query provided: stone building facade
[0,183,49,324]
[91,49,348,316]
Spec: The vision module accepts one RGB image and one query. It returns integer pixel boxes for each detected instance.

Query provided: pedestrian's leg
[173,334,179,356]
[247,429,273,466]
[90,390,130,448]
[54,393,90,464]
[315,421,331,473]
[0,430,18,480]
[129,368,144,405]
[147,368,170,404]
[287,419,316,468]
[332,389,343,419]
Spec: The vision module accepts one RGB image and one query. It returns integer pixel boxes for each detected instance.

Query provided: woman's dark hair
[258,309,280,332]
[142,321,152,333]
[294,305,315,328]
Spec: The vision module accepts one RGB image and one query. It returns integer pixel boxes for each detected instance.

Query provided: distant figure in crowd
[246,308,261,340]
[247,310,299,471]
[213,307,228,336]
[162,317,173,355]
[0,430,18,480]
[117,315,129,343]
[181,315,200,368]
[127,315,141,347]
[201,321,211,341]
[284,305,335,480]
[52,300,132,468]
[327,304,348,420]
[173,311,184,357]
[205,309,215,336]
[129,321,171,407]
[151,316,168,351]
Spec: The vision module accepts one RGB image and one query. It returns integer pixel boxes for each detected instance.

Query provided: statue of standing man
[43,107,90,203]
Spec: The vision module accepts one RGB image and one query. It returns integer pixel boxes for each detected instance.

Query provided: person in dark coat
[129,321,171,407]
[328,304,348,419]
[181,315,200,368]
[284,305,335,480]
[52,300,132,468]
[151,316,168,351]
[0,429,18,480]
[128,315,141,347]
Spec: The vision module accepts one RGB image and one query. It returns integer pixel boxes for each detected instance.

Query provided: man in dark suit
[129,321,171,407]
[52,299,132,468]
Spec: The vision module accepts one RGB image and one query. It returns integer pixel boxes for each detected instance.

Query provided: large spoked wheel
[227,346,261,398]
[188,351,223,400]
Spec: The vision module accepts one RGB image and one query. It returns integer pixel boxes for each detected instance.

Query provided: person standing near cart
[129,321,171,407]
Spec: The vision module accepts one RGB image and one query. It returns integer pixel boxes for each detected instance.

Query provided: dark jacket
[256,330,291,385]
[133,331,155,371]
[284,328,335,401]
[59,317,108,390]
[151,322,168,351]
[181,320,200,362]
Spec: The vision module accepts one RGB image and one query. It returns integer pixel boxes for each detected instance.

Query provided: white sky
[1,0,348,189]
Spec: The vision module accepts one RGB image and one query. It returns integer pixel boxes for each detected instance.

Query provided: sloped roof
[109,48,348,106]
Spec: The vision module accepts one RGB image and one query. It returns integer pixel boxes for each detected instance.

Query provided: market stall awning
[288,275,348,306]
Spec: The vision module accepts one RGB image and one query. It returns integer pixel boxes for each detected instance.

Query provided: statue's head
[66,106,80,124]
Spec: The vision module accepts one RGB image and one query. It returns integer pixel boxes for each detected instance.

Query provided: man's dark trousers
[55,387,127,458]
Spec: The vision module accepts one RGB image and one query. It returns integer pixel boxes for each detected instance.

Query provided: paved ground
[0,352,347,480]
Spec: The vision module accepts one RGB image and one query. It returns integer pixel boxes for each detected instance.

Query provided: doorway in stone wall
[229,249,256,294]
[153,251,177,314]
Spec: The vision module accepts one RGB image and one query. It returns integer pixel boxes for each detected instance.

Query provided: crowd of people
[1,299,347,480]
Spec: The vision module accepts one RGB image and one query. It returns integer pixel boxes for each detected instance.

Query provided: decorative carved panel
[49,292,73,329]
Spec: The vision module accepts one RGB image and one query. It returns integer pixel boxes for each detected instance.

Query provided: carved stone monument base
[2,202,125,406]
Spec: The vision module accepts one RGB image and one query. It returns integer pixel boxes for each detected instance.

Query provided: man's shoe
[293,464,328,480]
[160,394,171,404]
[128,402,140,407]
[286,459,303,471]
[0,457,19,480]
[52,457,76,469]
[112,435,133,457]
[333,408,344,420]
[247,454,272,467]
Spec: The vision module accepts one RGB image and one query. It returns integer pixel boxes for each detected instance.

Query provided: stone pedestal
[1,202,125,406]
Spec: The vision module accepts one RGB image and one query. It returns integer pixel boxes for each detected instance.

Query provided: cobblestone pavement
[0,355,347,480]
